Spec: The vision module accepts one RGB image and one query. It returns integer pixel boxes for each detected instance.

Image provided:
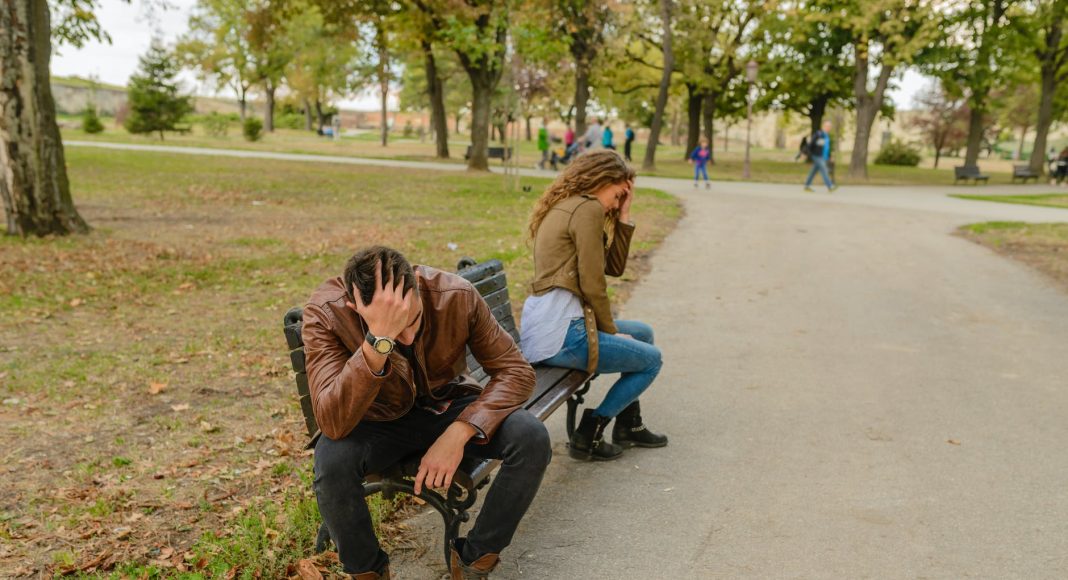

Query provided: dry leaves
[149,382,168,395]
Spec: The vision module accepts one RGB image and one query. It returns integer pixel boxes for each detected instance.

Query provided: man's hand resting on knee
[414,421,478,495]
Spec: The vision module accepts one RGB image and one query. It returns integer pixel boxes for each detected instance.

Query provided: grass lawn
[960,222,1068,290]
[951,193,1068,210]
[0,148,680,577]
[60,119,1009,187]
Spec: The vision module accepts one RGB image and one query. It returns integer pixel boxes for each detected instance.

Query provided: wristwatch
[365,331,396,355]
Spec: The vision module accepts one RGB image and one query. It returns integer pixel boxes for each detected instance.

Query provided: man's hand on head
[413,421,477,495]
[345,261,413,339]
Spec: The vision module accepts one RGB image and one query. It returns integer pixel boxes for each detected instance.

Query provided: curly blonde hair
[528,149,636,240]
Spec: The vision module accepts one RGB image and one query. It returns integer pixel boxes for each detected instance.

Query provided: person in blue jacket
[804,120,837,192]
[689,138,712,189]
[603,124,615,150]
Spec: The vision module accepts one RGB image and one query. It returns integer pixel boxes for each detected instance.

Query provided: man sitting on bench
[303,246,549,579]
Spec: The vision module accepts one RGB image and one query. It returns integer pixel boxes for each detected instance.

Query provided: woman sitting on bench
[521,150,669,461]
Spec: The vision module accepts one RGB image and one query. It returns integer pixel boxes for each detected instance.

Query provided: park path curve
[70,140,1068,577]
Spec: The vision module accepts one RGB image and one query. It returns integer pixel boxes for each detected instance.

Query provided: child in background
[689,138,712,189]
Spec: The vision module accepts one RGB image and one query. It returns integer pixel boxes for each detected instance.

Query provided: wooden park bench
[954,165,990,185]
[282,257,593,566]
[1012,164,1040,184]
[464,145,513,162]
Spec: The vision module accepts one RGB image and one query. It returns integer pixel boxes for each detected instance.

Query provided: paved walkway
[71,141,1068,577]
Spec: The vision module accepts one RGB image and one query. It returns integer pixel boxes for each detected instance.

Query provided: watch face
[373,338,394,354]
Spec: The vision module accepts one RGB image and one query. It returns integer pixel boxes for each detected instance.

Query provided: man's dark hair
[343,246,417,306]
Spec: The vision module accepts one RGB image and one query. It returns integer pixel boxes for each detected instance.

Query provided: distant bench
[954,165,989,185]
[464,146,513,162]
[1012,164,1040,184]
[283,257,593,566]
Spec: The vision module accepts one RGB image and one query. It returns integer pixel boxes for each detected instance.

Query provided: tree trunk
[702,90,715,144]
[670,106,681,146]
[525,115,532,141]
[239,94,247,123]
[642,0,674,172]
[1030,33,1061,174]
[809,94,828,134]
[377,20,389,147]
[850,43,894,179]
[468,78,493,170]
[455,113,461,135]
[422,41,449,158]
[934,148,941,169]
[315,100,326,130]
[685,84,701,159]
[723,122,730,151]
[264,80,276,132]
[303,98,313,131]
[1016,125,1028,160]
[963,107,984,166]
[0,0,88,236]
[574,58,591,137]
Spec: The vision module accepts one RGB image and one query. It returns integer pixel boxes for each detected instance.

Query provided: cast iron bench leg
[565,378,594,438]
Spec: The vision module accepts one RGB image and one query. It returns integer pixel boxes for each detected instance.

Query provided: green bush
[201,112,231,137]
[81,106,104,134]
[875,140,922,166]
[243,117,263,142]
[274,112,305,130]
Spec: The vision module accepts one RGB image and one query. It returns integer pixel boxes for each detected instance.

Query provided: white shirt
[519,288,584,364]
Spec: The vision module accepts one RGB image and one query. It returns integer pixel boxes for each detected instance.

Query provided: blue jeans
[694,163,709,182]
[541,319,663,418]
[805,157,834,189]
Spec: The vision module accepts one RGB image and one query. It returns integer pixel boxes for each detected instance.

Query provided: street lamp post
[744,59,758,180]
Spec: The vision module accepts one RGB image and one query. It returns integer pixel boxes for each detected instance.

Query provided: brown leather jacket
[302,266,535,441]
[529,194,634,372]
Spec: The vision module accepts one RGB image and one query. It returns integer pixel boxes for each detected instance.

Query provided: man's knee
[500,411,552,468]
[314,436,371,492]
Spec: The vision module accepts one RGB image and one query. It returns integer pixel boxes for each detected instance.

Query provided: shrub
[274,112,305,130]
[201,112,230,137]
[875,140,922,166]
[243,117,263,142]
[81,106,104,134]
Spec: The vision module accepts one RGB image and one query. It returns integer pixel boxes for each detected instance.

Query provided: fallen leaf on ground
[69,298,83,307]
[149,382,167,395]
[171,404,190,412]
[947,439,961,446]
[295,559,323,580]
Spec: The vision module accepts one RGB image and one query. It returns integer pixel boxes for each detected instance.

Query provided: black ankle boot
[569,409,624,461]
[612,401,668,448]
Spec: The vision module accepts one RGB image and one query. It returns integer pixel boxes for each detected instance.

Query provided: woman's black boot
[612,401,669,448]
[569,409,624,461]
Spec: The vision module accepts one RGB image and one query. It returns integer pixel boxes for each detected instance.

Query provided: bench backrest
[283,258,516,439]
[955,165,983,177]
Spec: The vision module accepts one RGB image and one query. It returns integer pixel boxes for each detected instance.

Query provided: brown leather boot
[449,538,499,579]
[350,565,390,579]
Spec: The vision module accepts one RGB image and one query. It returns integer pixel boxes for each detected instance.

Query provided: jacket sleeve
[570,200,618,334]
[456,286,536,441]
[605,220,634,277]
[303,303,398,440]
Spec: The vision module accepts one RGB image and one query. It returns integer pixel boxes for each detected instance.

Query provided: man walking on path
[804,120,837,192]
[537,119,550,170]
[582,118,605,152]
[624,125,636,162]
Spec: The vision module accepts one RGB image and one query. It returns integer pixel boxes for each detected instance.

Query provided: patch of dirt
[959,224,1068,291]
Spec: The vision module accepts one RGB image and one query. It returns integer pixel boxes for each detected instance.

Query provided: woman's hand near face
[619,180,634,223]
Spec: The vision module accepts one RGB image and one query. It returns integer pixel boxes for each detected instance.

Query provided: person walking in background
[624,125,635,162]
[522,150,669,462]
[537,119,550,170]
[603,123,615,150]
[795,135,810,162]
[582,117,604,152]
[804,120,837,192]
[564,124,577,158]
[689,138,712,189]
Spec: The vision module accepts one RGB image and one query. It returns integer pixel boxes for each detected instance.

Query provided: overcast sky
[51,0,927,112]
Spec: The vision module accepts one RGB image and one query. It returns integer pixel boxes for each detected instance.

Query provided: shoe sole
[567,446,623,461]
[613,439,669,449]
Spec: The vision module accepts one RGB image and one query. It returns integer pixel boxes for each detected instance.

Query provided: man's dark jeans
[313,396,552,574]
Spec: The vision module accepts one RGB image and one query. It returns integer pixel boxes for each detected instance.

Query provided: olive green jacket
[529,194,635,372]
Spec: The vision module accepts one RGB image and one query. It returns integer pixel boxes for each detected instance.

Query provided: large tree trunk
[468,78,493,170]
[1030,20,1062,175]
[0,0,88,236]
[670,106,681,146]
[809,94,828,134]
[963,107,984,166]
[1016,125,1028,160]
[264,80,276,132]
[525,115,532,142]
[303,98,313,131]
[422,40,449,158]
[850,43,894,179]
[685,84,701,159]
[642,0,674,172]
[573,57,591,137]
[239,92,247,123]
[315,100,326,130]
